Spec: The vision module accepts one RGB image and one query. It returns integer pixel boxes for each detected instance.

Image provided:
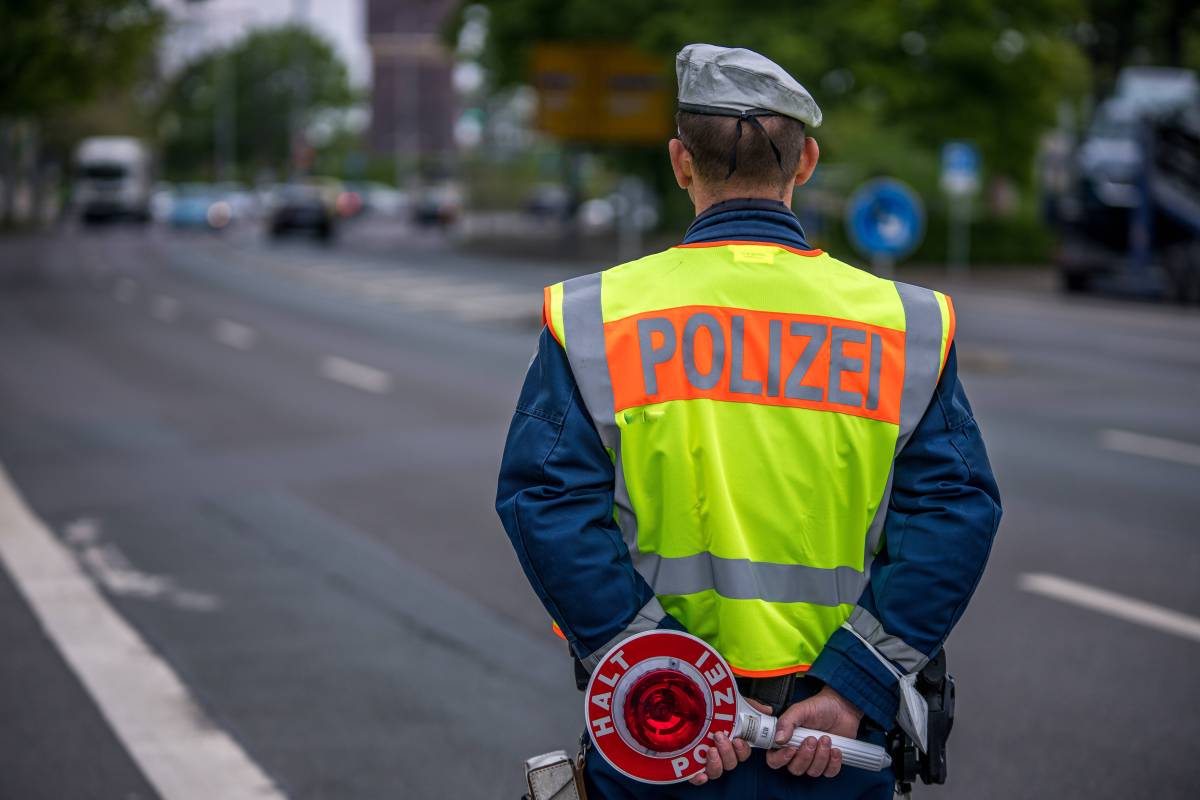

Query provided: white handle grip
[734,700,892,772]
[781,726,892,772]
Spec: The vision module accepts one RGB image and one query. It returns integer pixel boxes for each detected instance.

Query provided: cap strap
[726,111,784,180]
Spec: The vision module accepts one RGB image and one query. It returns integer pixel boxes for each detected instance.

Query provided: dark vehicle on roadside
[412,183,462,228]
[268,183,334,241]
[1051,67,1200,301]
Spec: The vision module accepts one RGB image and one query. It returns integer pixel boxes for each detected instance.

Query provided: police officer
[497,44,1001,799]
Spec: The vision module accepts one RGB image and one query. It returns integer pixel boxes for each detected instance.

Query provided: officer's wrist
[818,684,864,722]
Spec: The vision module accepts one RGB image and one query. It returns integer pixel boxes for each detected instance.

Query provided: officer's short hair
[675,111,806,192]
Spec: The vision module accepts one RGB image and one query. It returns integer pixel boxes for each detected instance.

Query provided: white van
[75,137,153,223]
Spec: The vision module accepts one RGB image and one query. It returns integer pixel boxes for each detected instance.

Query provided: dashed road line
[151,295,181,322]
[1019,573,1200,643]
[1099,428,1200,468]
[318,355,392,394]
[113,278,138,304]
[0,466,284,800]
[211,319,257,351]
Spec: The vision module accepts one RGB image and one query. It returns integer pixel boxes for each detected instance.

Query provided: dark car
[268,184,334,240]
[1052,68,1200,299]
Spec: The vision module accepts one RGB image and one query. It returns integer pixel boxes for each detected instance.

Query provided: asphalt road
[0,221,1197,799]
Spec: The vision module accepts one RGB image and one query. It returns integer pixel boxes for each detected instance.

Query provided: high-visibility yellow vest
[543,240,954,677]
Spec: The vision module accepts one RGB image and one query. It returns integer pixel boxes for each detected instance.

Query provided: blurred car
[214,182,260,222]
[360,183,408,217]
[1070,98,1144,249]
[334,185,365,219]
[335,182,409,219]
[1054,68,1200,299]
[168,184,233,231]
[1114,67,1200,115]
[150,181,175,223]
[267,183,335,240]
[525,183,573,219]
[412,183,463,227]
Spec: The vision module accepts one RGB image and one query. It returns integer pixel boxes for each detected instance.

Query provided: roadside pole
[941,141,981,278]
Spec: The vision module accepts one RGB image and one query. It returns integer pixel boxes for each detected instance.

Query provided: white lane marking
[63,518,219,612]
[151,295,180,322]
[1100,428,1200,468]
[113,278,138,303]
[212,319,257,351]
[1019,573,1200,643]
[0,468,284,800]
[318,355,392,394]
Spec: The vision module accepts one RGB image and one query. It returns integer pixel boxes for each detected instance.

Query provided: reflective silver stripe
[561,273,641,556]
[863,282,946,571]
[635,551,866,608]
[893,282,945,454]
[847,607,929,673]
[559,275,661,673]
[561,272,617,450]
[579,597,667,672]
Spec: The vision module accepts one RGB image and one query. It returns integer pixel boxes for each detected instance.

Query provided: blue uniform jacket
[496,199,1002,729]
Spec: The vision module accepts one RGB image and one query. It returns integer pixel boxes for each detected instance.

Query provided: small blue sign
[941,140,981,195]
[845,178,926,261]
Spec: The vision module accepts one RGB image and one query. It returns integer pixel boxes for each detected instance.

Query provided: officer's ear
[668,138,695,190]
[793,137,820,187]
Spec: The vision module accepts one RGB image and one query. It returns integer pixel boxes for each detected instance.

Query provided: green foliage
[158,25,358,181]
[1083,0,1200,89]
[0,0,164,117]
[471,0,1091,183]
[812,202,1055,266]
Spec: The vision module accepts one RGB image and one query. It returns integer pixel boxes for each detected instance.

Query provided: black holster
[889,649,955,793]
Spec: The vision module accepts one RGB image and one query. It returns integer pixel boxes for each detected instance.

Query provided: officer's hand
[765,686,863,779]
[686,699,765,786]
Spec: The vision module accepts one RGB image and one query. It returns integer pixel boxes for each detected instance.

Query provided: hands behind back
[686,686,864,785]
[764,685,863,779]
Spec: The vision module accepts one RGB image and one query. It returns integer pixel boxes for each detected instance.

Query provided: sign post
[845,178,926,276]
[940,141,981,277]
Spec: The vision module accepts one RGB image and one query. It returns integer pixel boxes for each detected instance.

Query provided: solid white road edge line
[1019,573,1200,644]
[318,355,392,394]
[1100,428,1200,468]
[0,466,284,800]
[212,319,257,351]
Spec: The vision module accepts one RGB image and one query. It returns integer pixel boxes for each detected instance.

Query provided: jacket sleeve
[496,327,683,670]
[808,344,1002,728]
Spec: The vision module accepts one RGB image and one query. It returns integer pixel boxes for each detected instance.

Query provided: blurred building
[367,0,456,165]
[159,0,370,86]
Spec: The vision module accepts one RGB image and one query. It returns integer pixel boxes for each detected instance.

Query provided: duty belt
[735,674,797,717]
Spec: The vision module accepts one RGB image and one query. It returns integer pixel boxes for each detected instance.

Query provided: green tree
[158,25,358,181]
[0,0,163,118]
[0,0,162,225]
[466,0,1090,183]
[1081,0,1200,91]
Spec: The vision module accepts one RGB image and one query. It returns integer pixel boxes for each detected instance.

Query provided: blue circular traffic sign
[845,178,926,261]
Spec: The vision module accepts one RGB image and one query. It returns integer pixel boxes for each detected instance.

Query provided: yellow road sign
[531,43,672,144]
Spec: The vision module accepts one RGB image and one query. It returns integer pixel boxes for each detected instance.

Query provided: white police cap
[676,43,822,128]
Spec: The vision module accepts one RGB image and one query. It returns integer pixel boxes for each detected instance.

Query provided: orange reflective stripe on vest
[605,305,906,424]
